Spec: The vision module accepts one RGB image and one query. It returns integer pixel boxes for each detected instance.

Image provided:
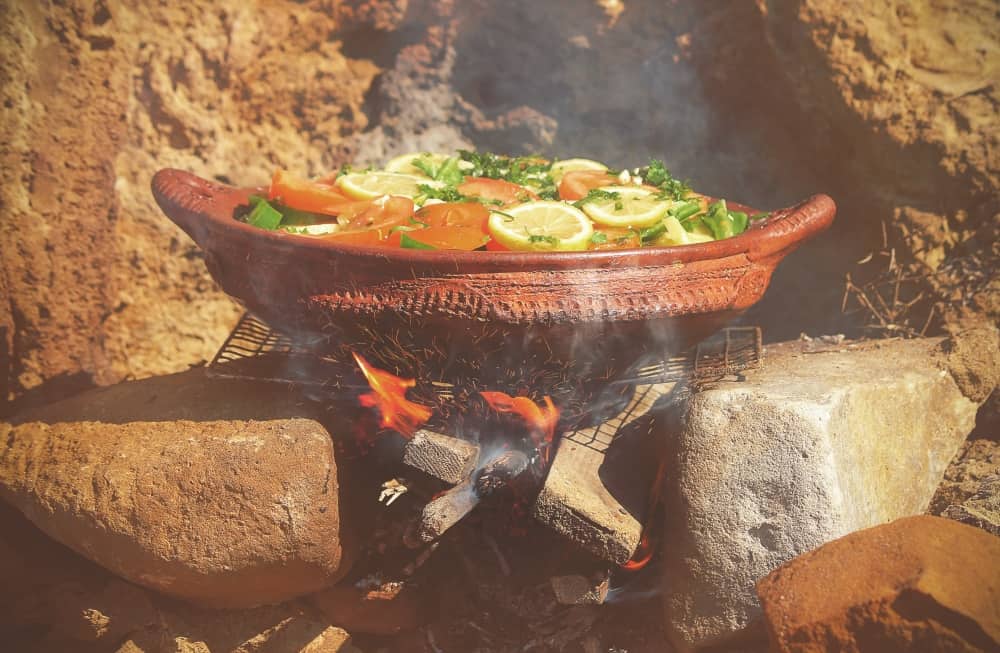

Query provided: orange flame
[621,533,654,571]
[353,352,432,437]
[479,391,559,449]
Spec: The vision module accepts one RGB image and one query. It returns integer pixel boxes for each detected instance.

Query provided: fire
[621,533,654,571]
[479,391,559,450]
[353,352,432,437]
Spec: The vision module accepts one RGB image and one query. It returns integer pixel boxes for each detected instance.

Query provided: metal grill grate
[206,313,364,392]
[620,325,764,386]
[207,313,763,392]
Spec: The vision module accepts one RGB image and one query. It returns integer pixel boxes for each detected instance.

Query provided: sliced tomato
[323,229,386,247]
[457,177,538,206]
[342,196,415,232]
[270,169,369,216]
[557,170,618,201]
[485,238,510,252]
[416,202,490,232]
[590,227,641,250]
[394,226,490,251]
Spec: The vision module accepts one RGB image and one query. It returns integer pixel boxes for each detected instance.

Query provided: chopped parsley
[590,232,609,244]
[416,184,468,203]
[572,188,621,209]
[640,159,690,201]
[528,234,559,245]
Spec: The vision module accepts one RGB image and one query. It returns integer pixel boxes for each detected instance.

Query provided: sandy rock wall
[758,0,999,331]
[2,0,996,409]
[0,0,378,409]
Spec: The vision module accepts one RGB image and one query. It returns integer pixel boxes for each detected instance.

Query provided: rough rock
[757,0,1000,331]
[938,326,1000,403]
[549,572,611,606]
[660,337,989,651]
[757,515,1000,653]
[0,500,363,653]
[941,474,1000,537]
[0,368,357,608]
[929,438,1000,514]
[0,0,377,405]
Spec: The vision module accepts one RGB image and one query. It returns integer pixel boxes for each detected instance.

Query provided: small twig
[426,628,444,653]
[892,264,904,308]
[483,532,512,577]
[920,303,936,336]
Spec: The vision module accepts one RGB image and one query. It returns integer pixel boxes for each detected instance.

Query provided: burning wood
[416,449,532,543]
[473,450,530,496]
[353,352,432,437]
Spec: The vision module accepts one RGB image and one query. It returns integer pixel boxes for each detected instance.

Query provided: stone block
[661,337,989,650]
[0,368,357,609]
[757,515,1000,653]
[533,383,673,564]
[402,429,479,485]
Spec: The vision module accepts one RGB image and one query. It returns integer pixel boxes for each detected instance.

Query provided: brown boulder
[757,515,1000,653]
[0,368,358,608]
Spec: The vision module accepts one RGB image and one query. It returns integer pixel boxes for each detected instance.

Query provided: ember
[353,352,432,437]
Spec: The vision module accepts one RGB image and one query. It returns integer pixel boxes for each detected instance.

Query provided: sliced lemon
[579,186,671,228]
[336,171,442,200]
[384,152,473,177]
[549,158,608,182]
[488,201,594,252]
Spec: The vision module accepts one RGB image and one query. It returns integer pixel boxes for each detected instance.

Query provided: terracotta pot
[151,169,835,386]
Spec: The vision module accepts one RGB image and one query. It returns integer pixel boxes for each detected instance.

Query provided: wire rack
[207,313,763,394]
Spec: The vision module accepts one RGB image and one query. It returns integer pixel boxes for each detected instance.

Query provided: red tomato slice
[590,227,641,250]
[557,170,618,201]
[342,196,415,232]
[416,202,490,232]
[457,177,538,206]
[396,226,490,251]
[269,169,367,216]
[485,238,510,252]
[324,230,386,247]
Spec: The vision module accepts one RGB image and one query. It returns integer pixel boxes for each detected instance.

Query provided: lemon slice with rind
[579,186,671,228]
[384,152,474,177]
[336,172,443,200]
[549,158,608,182]
[488,201,594,252]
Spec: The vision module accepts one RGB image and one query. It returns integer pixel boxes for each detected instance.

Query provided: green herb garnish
[590,232,609,244]
[641,159,691,201]
[572,188,621,209]
[528,234,559,245]
[416,184,468,203]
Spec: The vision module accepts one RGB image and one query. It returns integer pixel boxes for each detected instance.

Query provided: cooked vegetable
[247,196,283,230]
[240,151,762,252]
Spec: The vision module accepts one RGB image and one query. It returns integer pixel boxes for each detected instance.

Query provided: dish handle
[743,193,836,262]
[151,168,257,248]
